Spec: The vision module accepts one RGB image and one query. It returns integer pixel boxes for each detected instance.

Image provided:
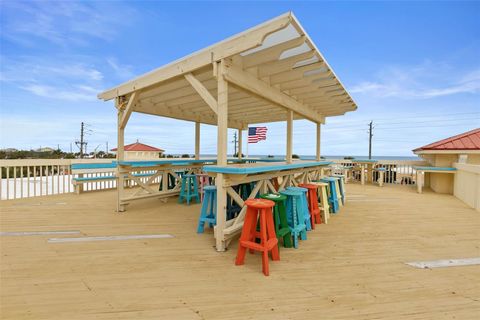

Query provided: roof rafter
[223,62,324,123]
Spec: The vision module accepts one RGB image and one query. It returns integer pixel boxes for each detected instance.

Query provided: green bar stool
[178,174,200,205]
[260,193,293,248]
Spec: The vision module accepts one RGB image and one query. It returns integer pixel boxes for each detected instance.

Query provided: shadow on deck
[1,184,479,319]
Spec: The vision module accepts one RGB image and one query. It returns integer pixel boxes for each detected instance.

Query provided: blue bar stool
[179,174,200,205]
[319,177,339,213]
[197,186,216,233]
[279,189,307,249]
[286,186,312,231]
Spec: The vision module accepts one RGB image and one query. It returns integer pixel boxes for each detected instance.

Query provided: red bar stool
[235,198,279,276]
[299,183,322,227]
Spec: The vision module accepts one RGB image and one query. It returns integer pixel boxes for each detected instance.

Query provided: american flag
[248,126,267,143]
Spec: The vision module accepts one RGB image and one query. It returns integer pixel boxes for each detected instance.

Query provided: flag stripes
[248,127,267,143]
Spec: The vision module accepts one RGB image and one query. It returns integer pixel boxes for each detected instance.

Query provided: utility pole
[368,121,373,159]
[75,122,88,158]
[106,141,109,154]
[231,131,238,156]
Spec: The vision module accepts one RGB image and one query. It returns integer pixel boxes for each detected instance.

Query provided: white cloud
[107,58,135,80]
[0,60,103,83]
[1,1,135,46]
[350,62,480,99]
[21,84,100,102]
[0,56,106,101]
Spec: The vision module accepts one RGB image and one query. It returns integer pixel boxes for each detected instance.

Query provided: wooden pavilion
[98,12,357,251]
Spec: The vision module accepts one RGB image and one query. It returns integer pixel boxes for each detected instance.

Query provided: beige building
[111,141,164,160]
[413,128,480,197]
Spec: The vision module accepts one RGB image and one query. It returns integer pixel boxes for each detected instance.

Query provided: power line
[325,116,480,129]
[325,111,480,126]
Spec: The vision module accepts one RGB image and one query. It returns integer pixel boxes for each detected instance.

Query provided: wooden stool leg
[278,202,292,248]
[335,180,343,207]
[267,209,280,261]
[235,208,254,265]
[259,209,269,276]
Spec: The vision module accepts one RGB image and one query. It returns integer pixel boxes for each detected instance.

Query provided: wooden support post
[217,61,228,167]
[116,97,126,212]
[417,171,423,193]
[360,164,365,185]
[379,170,384,187]
[195,122,200,160]
[215,60,228,251]
[316,122,321,161]
[286,110,293,164]
[238,128,243,159]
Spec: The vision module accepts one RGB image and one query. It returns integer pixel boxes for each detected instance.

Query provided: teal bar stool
[179,174,200,205]
[197,186,216,233]
[332,174,346,205]
[318,177,339,213]
[279,189,307,249]
[286,186,312,231]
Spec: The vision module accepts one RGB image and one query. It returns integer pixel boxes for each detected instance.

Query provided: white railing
[1,158,430,200]
[0,159,73,200]
[329,159,429,184]
[0,159,122,200]
[0,158,205,200]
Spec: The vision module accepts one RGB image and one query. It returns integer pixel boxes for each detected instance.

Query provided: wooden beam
[316,122,321,161]
[242,36,306,68]
[215,60,229,251]
[184,73,218,114]
[195,122,200,160]
[223,63,324,123]
[116,97,126,212]
[119,92,138,130]
[217,61,229,166]
[253,50,316,77]
[136,101,246,129]
[286,110,293,164]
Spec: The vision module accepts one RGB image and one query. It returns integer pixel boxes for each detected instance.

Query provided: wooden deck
[1,184,479,319]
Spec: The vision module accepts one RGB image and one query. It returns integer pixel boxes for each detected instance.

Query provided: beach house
[111,141,164,160]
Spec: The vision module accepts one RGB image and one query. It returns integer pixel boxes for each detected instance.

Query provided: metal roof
[98,12,357,129]
[111,142,164,152]
[413,128,480,151]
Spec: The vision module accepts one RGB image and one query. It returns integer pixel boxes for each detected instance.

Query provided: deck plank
[1,184,479,319]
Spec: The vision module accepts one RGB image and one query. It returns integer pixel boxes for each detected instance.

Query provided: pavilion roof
[98,12,357,129]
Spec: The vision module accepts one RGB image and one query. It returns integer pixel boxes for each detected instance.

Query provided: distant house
[0,148,19,153]
[111,141,164,160]
[35,147,55,153]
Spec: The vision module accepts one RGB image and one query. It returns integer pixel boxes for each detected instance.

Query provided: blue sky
[0,1,479,156]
